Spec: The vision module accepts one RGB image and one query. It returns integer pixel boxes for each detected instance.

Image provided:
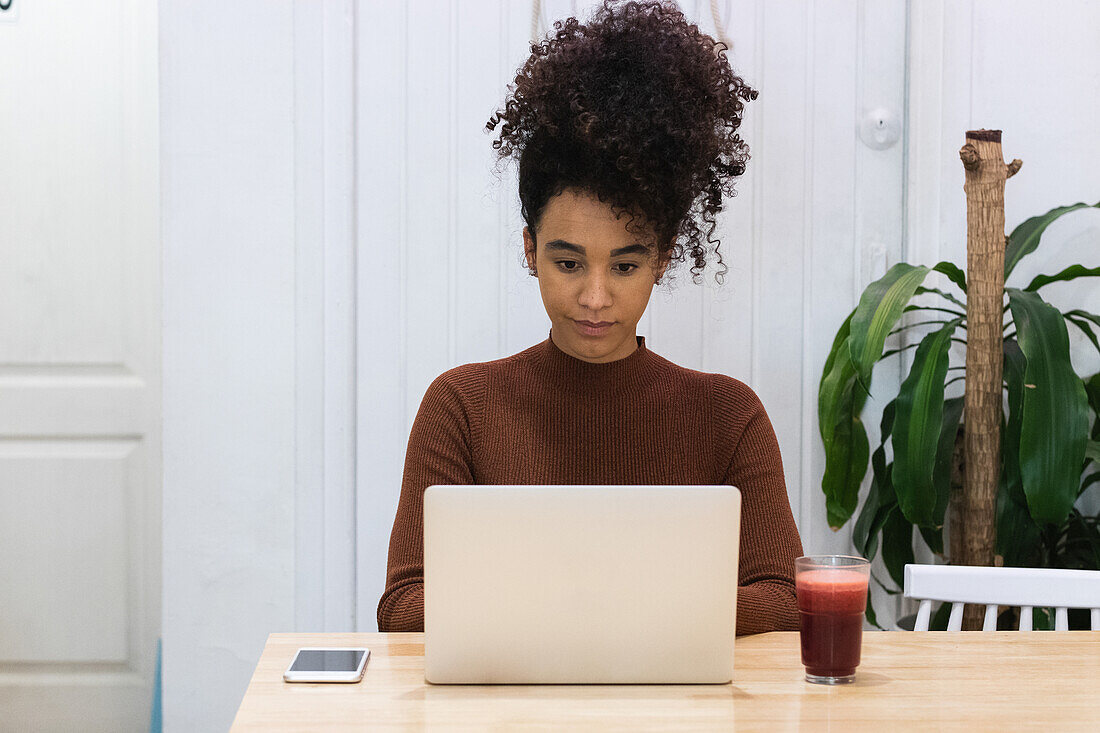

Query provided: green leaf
[1004,201,1099,279]
[852,459,884,560]
[819,310,872,529]
[880,506,915,590]
[1084,372,1100,416]
[1060,314,1100,358]
[818,312,858,449]
[929,601,952,631]
[822,379,870,529]
[1024,264,1100,292]
[1057,512,1100,570]
[862,466,897,563]
[853,402,898,560]
[1062,310,1100,361]
[998,340,1043,568]
[891,319,962,527]
[1007,288,1091,526]
[918,526,944,557]
[849,263,933,382]
[915,286,966,311]
[871,571,901,596]
[1032,607,1053,631]
[819,310,856,401]
[1002,340,1027,497]
[864,588,883,630]
[924,396,965,555]
[1084,372,1100,441]
[996,460,1042,568]
[932,260,968,294]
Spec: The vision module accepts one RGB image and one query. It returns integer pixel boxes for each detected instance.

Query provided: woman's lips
[575,320,613,336]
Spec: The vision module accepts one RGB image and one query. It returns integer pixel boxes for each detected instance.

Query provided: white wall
[353,0,910,635]
[160,2,299,732]
[161,1,1100,731]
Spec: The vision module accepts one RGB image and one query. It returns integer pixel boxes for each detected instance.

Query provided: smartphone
[283,647,370,683]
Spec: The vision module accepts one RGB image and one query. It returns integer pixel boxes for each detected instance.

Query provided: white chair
[903,564,1100,631]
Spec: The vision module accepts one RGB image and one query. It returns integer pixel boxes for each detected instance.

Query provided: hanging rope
[530,0,546,45]
[709,0,733,57]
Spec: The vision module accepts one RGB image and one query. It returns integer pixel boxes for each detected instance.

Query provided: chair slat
[914,599,933,631]
[947,603,964,631]
[1055,607,1069,631]
[982,604,998,631]
[1019,606,1033,631]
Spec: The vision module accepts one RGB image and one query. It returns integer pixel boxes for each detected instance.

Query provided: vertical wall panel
[502,1,554,354]
[163,1,297,730]
[803,0,860,555]
[404,0,455,420]
[701,0,757,389]
[751,0,810,525]
[455,0,510,366]
[357,0,410,641]
[851,0,910,619]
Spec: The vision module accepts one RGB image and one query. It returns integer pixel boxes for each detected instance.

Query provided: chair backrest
[903,564,1100,631]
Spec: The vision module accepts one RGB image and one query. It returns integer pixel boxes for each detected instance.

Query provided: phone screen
[289,649,365,672]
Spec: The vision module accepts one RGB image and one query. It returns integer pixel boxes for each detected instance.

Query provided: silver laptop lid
[424,485,741,684]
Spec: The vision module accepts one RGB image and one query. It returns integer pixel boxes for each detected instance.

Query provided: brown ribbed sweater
[377,330,804,635]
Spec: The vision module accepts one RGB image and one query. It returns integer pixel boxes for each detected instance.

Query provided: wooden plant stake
[956,129,1021,629]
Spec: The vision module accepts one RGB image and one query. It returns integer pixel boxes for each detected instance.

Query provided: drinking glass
[795,555,870,684]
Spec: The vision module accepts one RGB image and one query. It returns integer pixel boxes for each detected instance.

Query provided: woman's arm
[376,369,479,632]
[712,376,804,635]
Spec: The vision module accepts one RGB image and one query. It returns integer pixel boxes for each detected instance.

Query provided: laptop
[423,485,741,684]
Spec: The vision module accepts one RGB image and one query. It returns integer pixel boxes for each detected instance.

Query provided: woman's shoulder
[706,371,763,409]
[655,357,762,409]
[429,359,490,397]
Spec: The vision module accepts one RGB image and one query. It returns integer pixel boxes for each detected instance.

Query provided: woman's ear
[522,227,538,276]
[654,249,670,283]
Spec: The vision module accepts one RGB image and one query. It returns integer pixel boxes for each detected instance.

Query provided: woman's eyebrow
[544,239,650,257]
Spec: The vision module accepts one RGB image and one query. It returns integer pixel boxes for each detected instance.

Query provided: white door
[0,2,161,731]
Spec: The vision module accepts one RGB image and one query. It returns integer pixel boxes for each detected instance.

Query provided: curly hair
[485,0,758,287]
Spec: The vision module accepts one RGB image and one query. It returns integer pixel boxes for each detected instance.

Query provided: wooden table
[230,631,1099,731]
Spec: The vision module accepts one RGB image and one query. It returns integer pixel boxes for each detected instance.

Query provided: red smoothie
[795,568,868,679]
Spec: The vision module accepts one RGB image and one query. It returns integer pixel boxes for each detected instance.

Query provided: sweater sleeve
[711,375,804,635]
[376,369,478,632]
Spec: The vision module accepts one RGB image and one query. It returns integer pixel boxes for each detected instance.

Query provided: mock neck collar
[535,328,660,396]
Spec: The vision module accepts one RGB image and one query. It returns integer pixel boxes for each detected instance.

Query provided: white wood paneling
[356,0,410,645]
[0,0,161,730]
[291,0,358,638]
[162,2,297,732]
[157,0,1100,727]
[354,0,910,631]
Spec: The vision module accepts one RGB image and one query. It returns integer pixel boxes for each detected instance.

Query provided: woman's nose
[577,273,613,309]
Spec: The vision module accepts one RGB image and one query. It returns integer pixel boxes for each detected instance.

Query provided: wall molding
[292,0,357,633]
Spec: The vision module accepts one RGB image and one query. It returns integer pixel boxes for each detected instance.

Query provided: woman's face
[523,188,668,363]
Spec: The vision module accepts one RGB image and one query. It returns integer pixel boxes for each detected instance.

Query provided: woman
[378,0,802,635]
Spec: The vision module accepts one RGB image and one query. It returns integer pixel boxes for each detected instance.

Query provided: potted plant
[817,145,1099,629]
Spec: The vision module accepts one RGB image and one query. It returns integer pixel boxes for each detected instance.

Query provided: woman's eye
[554,261,638,274]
